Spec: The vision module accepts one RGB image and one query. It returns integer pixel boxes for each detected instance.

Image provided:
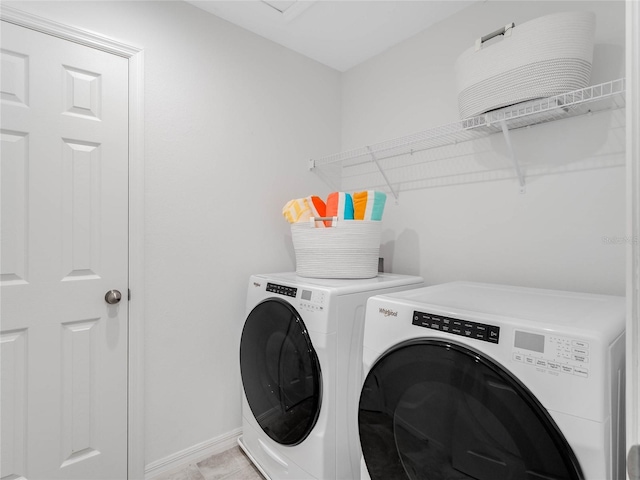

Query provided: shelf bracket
[366,146,399,201]
[499,120,526,194]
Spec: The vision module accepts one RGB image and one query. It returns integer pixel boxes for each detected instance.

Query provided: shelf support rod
[499,120,526,194]
[366,146,399,201]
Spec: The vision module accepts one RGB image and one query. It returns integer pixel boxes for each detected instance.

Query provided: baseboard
[145,428,242,479]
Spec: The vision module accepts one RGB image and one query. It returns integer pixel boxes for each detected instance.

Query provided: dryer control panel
[512,330,590,378]
[412,311,500,344]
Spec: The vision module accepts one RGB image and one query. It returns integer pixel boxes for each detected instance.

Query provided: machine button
[487,326,500,343]
[573,367,589,378]
[547,362,560,371]
[474,324,487,340]
[412,313,427,327]
[573,354,589,363]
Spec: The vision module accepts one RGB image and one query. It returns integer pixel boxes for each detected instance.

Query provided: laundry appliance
[239,272,424,480]
[358,281,625,480]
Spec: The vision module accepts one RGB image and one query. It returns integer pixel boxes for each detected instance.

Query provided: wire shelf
[310,78,626,196]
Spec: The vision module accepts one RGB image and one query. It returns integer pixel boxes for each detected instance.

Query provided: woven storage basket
[291,218,381,279]
[454,11,595,119]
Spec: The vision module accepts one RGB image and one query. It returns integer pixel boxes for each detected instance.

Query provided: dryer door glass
[359,340,583,480]
[240,298,321,446]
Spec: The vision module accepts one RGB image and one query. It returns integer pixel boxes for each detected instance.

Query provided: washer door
[359,340,583,480]
[240,298,322,446]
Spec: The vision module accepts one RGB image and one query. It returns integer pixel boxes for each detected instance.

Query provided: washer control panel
[412,311,500,344]
[266,283,297,297]
[512,330,590,378]
[266,283,326,312]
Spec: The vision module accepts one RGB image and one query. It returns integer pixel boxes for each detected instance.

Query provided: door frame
[0,6,146,479]
[627,1,640,479]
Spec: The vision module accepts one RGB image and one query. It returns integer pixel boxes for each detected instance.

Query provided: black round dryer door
[240,298,322,446]
[359,340,583,480]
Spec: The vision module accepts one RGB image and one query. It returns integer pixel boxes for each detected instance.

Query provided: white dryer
[238,272,424,480]
[359,282,625,480]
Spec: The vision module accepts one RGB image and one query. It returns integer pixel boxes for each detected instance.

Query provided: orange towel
[308,195,329,227]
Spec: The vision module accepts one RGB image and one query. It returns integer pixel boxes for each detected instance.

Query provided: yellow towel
[353,191,368,220]
[282,198,311,224]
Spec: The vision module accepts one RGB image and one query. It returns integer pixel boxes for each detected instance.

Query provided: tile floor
[151,446,264,480]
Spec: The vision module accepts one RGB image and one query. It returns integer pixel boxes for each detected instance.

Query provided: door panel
[1,21,128,480]
[359,340,583,480]
[240,298,322,446]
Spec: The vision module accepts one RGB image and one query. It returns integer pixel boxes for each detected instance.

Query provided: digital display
[514,331,545,353]
[301,290,312,301]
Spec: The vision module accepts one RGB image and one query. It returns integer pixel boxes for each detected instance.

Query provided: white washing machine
[359,281,625,480]
[238,272,424,480]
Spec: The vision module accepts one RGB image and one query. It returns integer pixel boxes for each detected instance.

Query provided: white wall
[4,0,341,467]
[342,0,627,296]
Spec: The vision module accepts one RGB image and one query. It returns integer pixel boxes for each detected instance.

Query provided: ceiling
[185,1,475,72]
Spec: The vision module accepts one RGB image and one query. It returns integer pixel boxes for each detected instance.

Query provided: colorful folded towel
[326,192,354,223]
[282,196,329,226]
[282,198,311,224]
[307,196,328,227]
[353,190,387,221]
[284,191,385,225]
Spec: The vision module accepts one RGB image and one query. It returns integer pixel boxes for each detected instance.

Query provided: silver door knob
[105,290,122,305]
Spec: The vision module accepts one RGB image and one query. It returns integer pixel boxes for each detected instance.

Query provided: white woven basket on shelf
[291,217,381,279]
[454,11,596,119]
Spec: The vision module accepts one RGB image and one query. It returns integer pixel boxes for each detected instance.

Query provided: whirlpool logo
[379,308,398,317]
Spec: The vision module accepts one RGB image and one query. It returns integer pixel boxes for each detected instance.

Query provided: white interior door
[1,21,129,480]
